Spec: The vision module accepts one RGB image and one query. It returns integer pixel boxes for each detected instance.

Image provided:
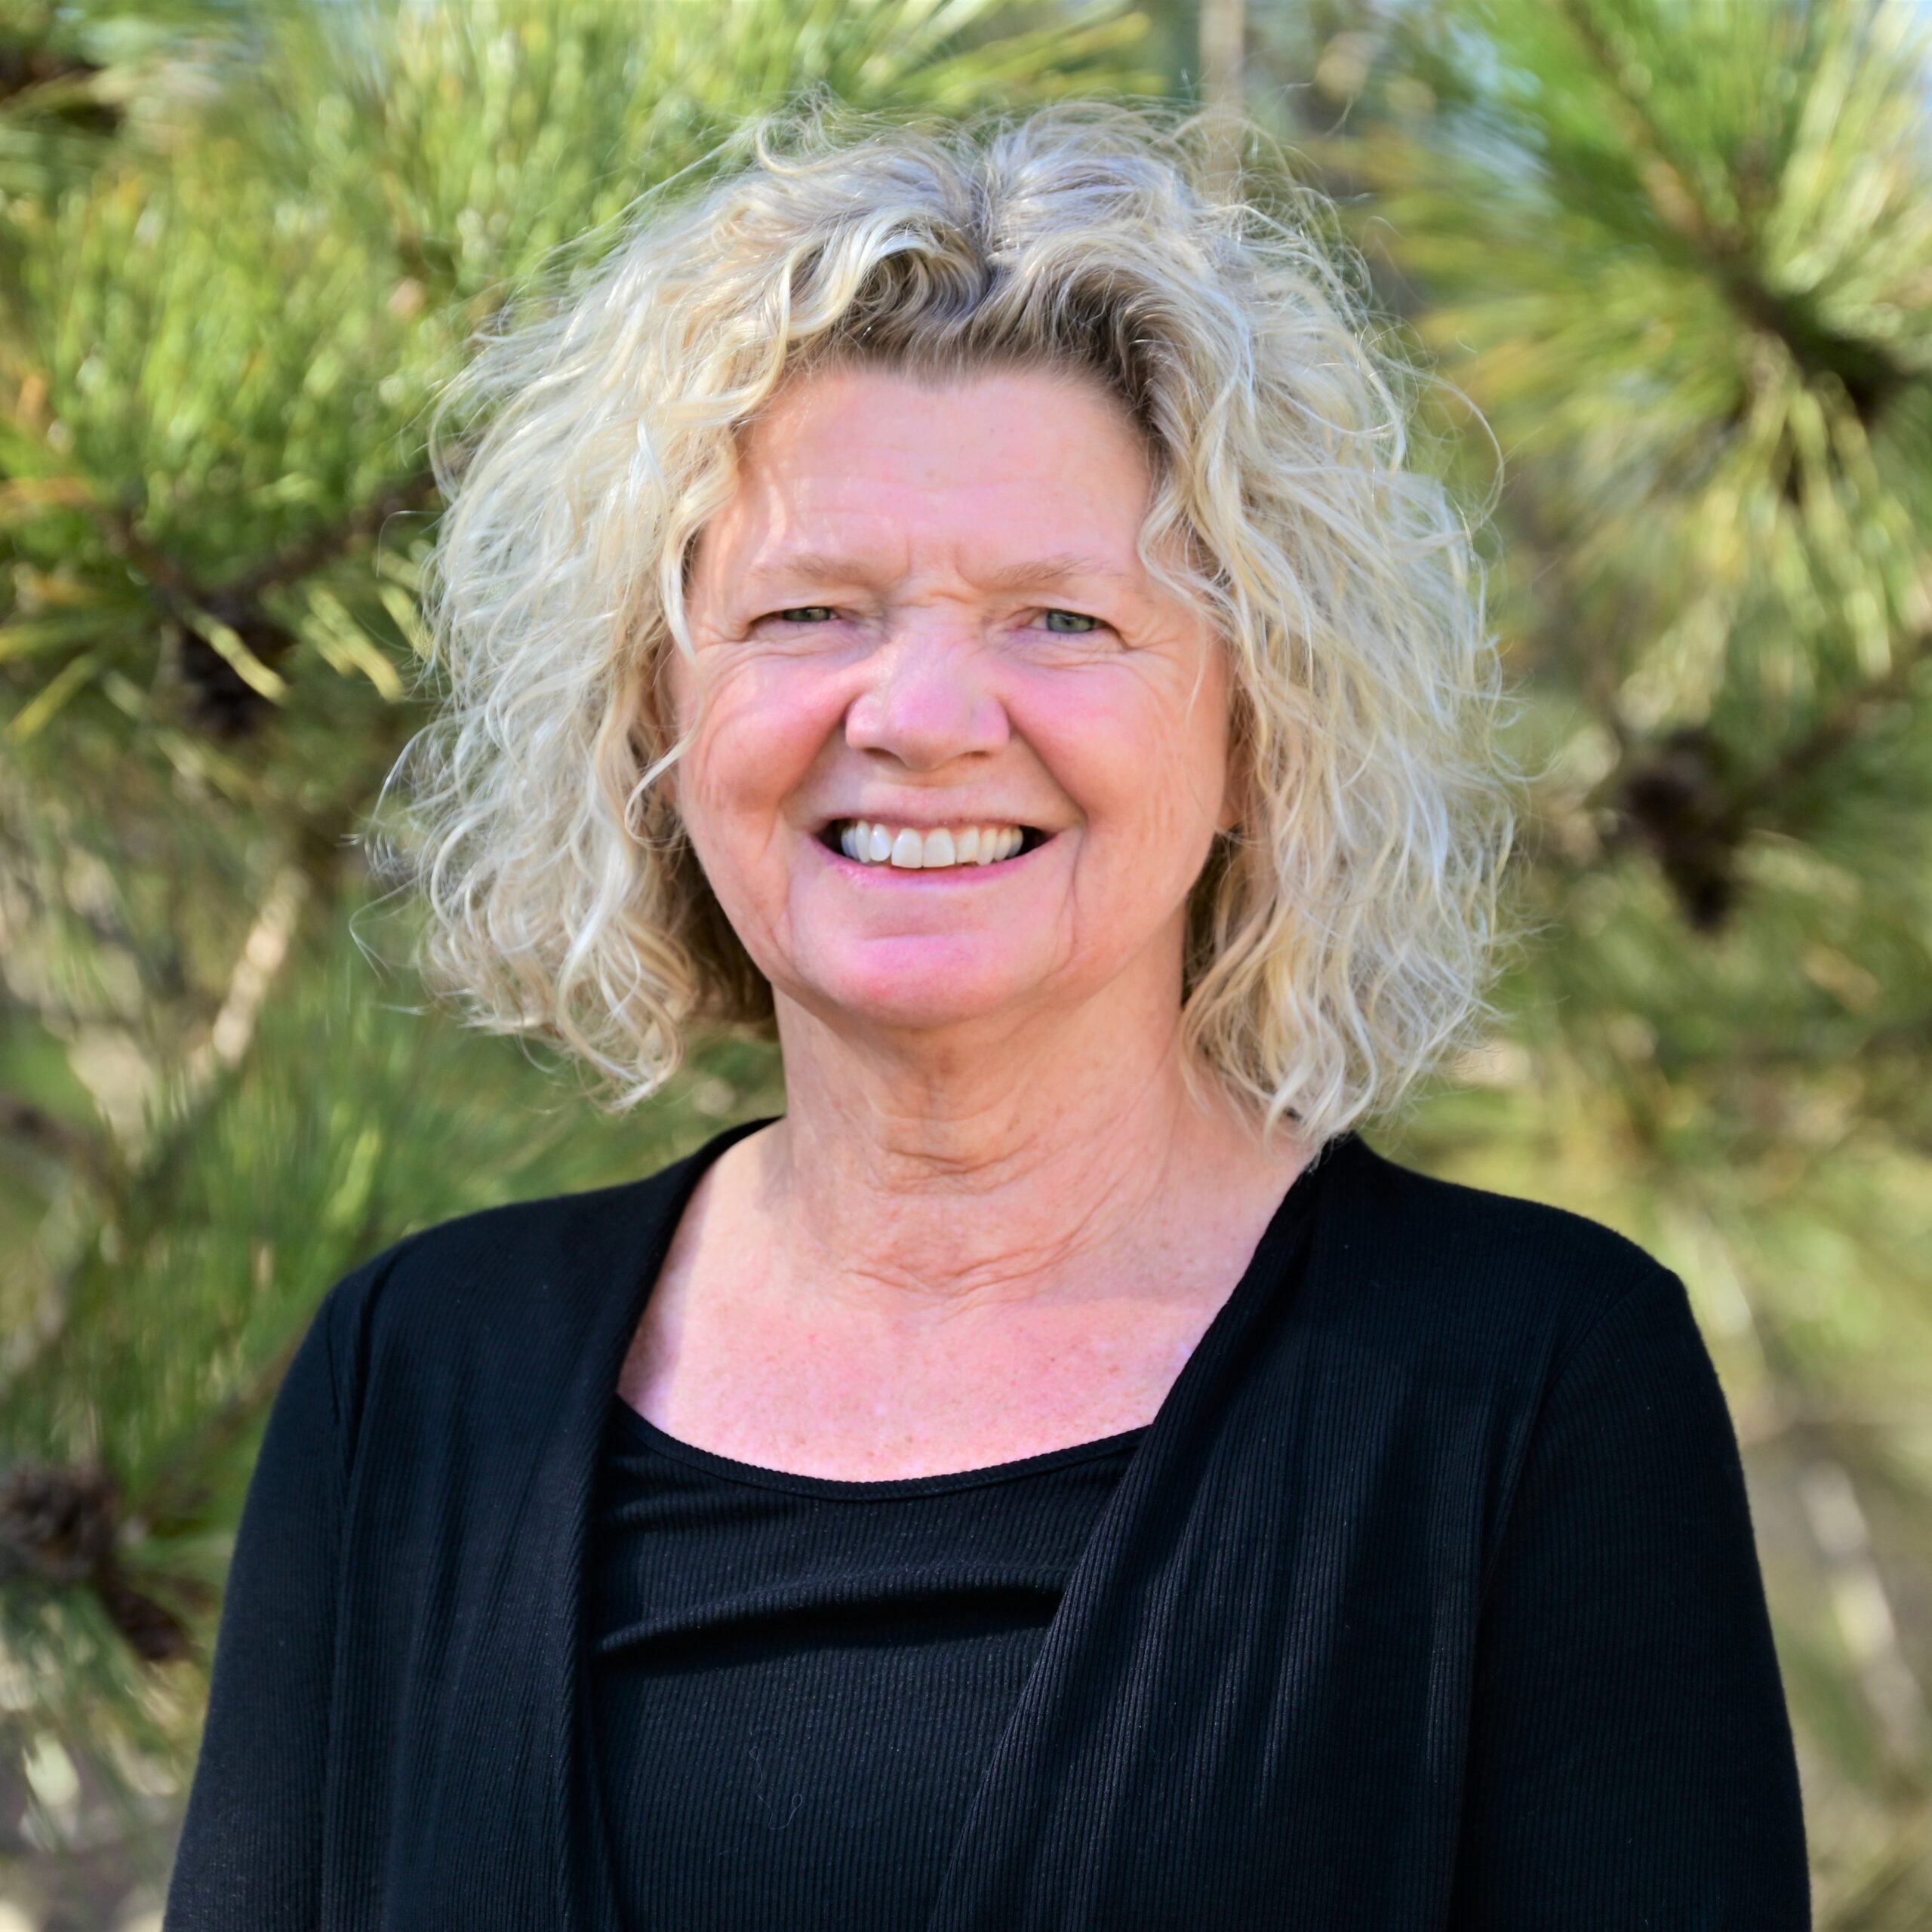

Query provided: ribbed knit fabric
[587,1399,1141,1930]
[165,1123,1810,1931]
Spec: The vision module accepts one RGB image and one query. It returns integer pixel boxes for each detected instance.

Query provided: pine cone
[0,1460,194,1663]
[96,1571,194,1664]
[0,1460,119,1585]
[176,597,297,740]
[1616,726,1742,930]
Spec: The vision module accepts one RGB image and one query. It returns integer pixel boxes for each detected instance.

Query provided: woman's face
[673,362,1236,1041]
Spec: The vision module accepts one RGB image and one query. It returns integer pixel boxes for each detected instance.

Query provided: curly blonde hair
[385,100,1515,1145]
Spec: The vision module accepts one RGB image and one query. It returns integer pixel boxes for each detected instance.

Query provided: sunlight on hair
[380,100,1518,1145]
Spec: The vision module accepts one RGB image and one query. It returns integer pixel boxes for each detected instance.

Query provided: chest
[617,1134,1308,1479]
[620,1285,1228,1478]
[584,1405,1143,1932]
[331,1272,1525,1932]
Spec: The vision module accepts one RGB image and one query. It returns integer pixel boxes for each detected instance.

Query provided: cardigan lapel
[518,1120,1384,1932]
[921,1131,1387,1932]
[512,1112,1338,1932]
[535,1116,778,1932]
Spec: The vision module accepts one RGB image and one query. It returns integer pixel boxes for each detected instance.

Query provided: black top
[588,1399,1142,1930]
[165,1123,1810,1932]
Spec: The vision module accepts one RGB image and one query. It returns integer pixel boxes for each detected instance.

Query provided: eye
[772,605,837,624]
[1040,608,1101,634]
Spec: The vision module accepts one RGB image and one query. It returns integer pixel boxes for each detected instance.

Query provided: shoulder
[315,1168,647,1334]
[1312,1132,1690,1401]
[1330,1132,1671,1284]
[303,1127,749,1442]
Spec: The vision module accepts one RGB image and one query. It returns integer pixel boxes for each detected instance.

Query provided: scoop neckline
[608,1111,1337,1502]
[606,1394,1149,1501]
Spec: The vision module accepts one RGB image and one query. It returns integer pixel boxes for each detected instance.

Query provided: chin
[794,938,1050,1034]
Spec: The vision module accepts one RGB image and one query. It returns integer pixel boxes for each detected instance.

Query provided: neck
[749,980,1300,1317]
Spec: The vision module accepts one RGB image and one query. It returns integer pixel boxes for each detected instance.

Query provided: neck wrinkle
[749,988,1283,1318]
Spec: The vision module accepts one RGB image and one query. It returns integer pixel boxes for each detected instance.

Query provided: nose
[844,620,1010,771]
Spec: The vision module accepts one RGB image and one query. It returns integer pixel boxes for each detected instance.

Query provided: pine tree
[1236,1,1932,1918]
[0,2,1156,1917]
[8,0,1931,1921]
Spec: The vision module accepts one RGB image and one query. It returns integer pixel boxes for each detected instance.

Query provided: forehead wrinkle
[740,548,901,592]
[974,552,1134,592]
[740,548,1136,594]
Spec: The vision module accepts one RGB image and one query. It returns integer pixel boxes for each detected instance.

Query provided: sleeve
[1446,1266,1811,1930]
[163,1278,357,1931]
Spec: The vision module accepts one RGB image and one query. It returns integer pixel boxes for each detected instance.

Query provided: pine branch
[1550,0,1747,253]
[93,494,195,607]
[1669,1201,1932,1786]
[130,1326,305,1538]
[123,827,360,1235]
[94,472,439,611]
[0,36,118,137]
[222,471,440,603]
[181,865,310,1085]
[88,473,438,735]
[0,1461,192,1663]
[0,1086,111,1186]
[1593,623,1930,925]
[1733,625,1932,816]
[5,846,364,1660]
[1551,0,1913,420]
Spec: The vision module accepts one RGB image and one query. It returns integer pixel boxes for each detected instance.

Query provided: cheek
[678,657,844,828]
[1026,668,1230,873]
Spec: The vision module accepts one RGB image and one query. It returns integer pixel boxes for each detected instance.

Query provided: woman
[165,106,1809,1930]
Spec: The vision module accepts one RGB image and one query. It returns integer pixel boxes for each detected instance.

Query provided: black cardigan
[164,1121,1810,1930]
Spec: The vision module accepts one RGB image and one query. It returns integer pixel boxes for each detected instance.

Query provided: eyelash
[764,606,1104,635]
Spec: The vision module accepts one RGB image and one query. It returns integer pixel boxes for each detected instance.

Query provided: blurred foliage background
[0,0,1926,1924]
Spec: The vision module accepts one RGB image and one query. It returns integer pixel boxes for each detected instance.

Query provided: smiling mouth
[820,819,1048,869]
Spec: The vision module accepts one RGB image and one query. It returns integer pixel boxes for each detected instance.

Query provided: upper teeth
[836,821,1027,868]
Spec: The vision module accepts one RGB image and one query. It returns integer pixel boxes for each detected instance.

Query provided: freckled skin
[627,366,1309,1480]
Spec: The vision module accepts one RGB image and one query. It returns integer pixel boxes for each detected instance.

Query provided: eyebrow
[740,550,1131,595]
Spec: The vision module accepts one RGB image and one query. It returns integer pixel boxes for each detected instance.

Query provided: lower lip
[813,834,1049,881]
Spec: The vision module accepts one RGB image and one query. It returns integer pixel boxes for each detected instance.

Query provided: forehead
[703,362,1157,580]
